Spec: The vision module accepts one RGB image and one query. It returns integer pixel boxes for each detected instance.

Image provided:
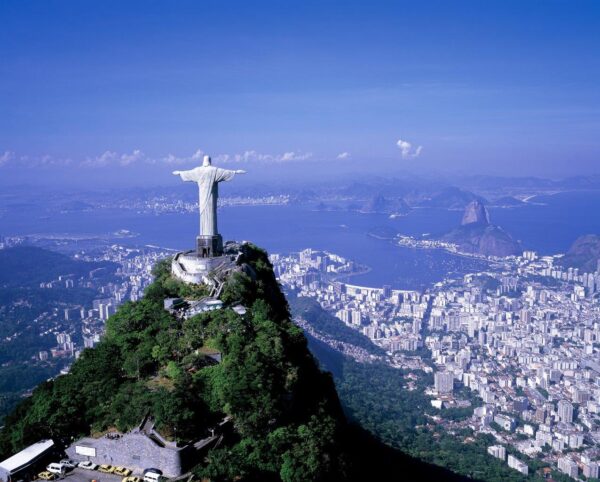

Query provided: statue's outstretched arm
[215,168,245,182]
[172,170,196,182]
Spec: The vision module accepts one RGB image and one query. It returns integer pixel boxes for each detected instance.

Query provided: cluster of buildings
[0,235,25,250]
[28,245,173,365]
[106,194,290,215]
[272,248,431,369]
[520,250,600,295]
[272,247,600,479]
[396,234,460,253]
[423,251,600,479]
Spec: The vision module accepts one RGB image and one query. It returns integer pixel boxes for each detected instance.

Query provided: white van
[143,469,162,482]
[46,463,67,475]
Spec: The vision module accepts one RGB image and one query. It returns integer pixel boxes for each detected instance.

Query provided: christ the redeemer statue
[173,155,245,257]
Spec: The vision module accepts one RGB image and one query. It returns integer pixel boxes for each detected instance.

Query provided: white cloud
[191,149,205,160]
[278,151,312,162]
[79,149,146,167]
[81,150,118,167]
[161,149,208,165]
[120,149,145,166]
[336,152,350,160]
[0,147,315,168]
[0,152,74,168]
[81,148,145,167]
[213,153,230,163]
[396,139,423,159]
[161,153,182,165]
[0,151,15,166]
[215,150,313,164]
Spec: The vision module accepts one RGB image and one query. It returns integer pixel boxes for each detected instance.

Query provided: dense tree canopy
[0,245,348,481]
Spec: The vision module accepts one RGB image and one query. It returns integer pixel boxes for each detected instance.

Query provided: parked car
[143,469,162,475]
[59,459,76,469]
[46,463,67,475]
[114,467,132,476]
[123,476,141,482]
[77,461,98,470]
[98,464,115,474]
[38,471,57,480]
[143,468,162,482]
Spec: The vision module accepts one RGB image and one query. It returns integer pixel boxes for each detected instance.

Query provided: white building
[557,457,578,478]
[557,400,574,423]
[583,462,599,479]
[487,445,506,460]
[507,455,528,475]
[434,371,454,394]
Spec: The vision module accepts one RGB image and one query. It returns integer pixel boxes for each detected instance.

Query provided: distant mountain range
[359,194,411,215]
[489,196,525,207]
[459,174,600,191]
[5,172,600,220]
[417,187,488,210]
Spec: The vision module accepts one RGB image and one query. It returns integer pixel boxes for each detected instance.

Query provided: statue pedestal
[171,249,234,285]
[196,235,223,258]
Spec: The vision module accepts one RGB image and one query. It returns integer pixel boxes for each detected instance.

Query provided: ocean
[2,190,600,290]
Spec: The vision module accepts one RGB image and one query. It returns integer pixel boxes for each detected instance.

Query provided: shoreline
[326,265,373,283]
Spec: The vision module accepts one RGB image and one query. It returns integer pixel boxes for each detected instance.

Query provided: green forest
[0,245,352,481]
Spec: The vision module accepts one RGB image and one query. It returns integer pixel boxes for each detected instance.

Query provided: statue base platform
[171,249,236,285]
[196,234,223,258]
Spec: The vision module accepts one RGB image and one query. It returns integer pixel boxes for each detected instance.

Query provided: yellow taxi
[38,472,57,480]
[98,464,115,473]
[122,477,142,482]
[114,467,132,476]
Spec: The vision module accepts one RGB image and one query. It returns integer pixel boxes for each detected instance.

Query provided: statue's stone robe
[176,166,238,236]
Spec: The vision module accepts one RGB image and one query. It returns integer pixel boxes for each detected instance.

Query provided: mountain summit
[461,200,490,226]
[442,201,521,257]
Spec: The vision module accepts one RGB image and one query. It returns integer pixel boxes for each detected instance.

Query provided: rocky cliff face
[442,202,521,257]
[443,224,521,257]
[559,234,600,272]
[461,200,490,226]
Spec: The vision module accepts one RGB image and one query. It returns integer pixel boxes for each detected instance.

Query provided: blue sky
[1,0,599,185]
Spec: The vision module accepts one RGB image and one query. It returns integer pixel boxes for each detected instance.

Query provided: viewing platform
[171,250,237,285]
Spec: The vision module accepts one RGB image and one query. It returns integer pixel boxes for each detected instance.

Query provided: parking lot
[35,468,125,482]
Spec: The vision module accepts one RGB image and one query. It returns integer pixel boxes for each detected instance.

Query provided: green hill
[0,244,477,481]
[0,245,348,481]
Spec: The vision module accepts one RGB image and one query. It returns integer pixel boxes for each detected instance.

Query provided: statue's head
[202,155,211,167]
